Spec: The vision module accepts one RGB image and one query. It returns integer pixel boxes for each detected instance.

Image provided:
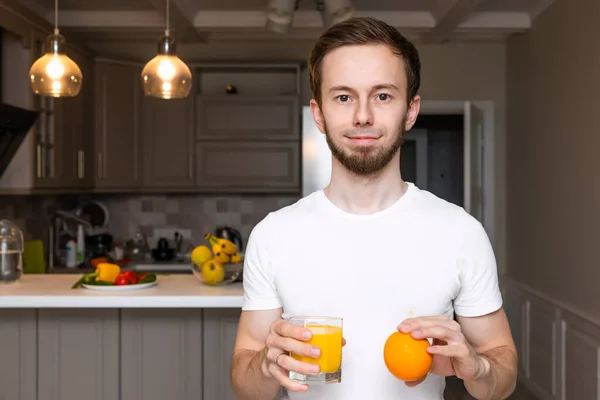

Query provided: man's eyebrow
[372,83,399,91]
[328,85,354,93]
[327,83,400,93]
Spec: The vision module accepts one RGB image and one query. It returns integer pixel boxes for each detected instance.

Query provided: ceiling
[12,0,558,50]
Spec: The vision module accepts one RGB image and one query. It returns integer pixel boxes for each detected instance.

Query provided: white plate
[81,281,157,292]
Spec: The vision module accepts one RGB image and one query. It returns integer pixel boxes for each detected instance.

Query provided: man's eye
[337,95,350,102]
[377,94,391,101]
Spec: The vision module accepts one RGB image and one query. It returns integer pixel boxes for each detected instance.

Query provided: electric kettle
[0,219,24,283]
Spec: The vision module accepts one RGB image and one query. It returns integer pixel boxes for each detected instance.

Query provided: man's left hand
[397,315,488,387]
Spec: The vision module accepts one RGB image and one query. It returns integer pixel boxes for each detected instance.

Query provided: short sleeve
[453,213,503,317]
[241,219,283,311]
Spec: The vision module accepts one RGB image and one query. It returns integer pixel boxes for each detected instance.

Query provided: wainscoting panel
[502,277,600,400]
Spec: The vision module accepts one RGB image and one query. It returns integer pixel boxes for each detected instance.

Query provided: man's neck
[324,154,408,215]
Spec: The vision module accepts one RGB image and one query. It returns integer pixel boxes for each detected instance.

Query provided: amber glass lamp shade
[141,35,192,99]
[29,32,82,97]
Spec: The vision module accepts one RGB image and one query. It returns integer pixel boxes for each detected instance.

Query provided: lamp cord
[54,0,58,34]
[165,0,170,36]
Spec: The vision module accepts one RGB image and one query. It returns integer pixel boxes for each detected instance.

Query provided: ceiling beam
[420,0,484,43]
[143,0,202,42]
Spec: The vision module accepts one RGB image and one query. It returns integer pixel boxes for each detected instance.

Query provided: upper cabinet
[142,95,195,189]
[193,63,302,194]
[195,95,299,141]
[0,38,304,195]
[94,60,143,191]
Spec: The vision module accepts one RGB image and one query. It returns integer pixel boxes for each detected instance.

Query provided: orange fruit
[383,332,433,381]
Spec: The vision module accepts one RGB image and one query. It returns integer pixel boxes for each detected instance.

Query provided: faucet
[48,210,93,269]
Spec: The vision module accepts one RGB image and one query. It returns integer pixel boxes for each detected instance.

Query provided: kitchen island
[0,274,252,400]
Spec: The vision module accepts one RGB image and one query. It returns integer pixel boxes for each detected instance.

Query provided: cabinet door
[37,309,120,400]
[0,310,37,400]
[196,95,299,141]
[33,46,94,190]
[120,309,203,400]
[195,141,300,192]
[203,309,240,400]
[142,95,195,189]
[94,61,143,190]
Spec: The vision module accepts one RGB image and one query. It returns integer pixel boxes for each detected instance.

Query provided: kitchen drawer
[195,141,300,192]
[195,95,300,141]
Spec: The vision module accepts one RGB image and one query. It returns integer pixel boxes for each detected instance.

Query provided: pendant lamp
[141,0,192,99]
[29,0,82,97]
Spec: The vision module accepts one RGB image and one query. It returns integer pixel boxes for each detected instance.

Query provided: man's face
[310,44,420,176]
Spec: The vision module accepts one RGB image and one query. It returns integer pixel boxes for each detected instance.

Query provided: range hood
[0,102,39,179]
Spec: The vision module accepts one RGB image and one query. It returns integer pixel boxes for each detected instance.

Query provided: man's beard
[324,118,405,176]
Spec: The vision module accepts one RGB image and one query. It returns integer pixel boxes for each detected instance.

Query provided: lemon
[201,260,225,285]
[191,245,213,267]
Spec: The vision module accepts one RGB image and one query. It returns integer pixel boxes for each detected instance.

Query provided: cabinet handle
[97,153,102,179]
[36,144,42,178]
[78,150,84,179]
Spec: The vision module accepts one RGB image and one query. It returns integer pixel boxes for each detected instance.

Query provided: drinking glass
[288,316,343,384]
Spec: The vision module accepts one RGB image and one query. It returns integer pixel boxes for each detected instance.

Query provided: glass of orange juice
[288,316,343,385]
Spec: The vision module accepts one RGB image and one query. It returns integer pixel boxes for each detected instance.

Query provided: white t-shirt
[241,182,503,400]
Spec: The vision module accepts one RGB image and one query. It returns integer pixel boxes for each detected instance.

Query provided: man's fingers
[342,337,347,346]
[269,336,320,358]
[404,376,426,387]
[273,320,312,341]
[268,363,309,393]
[410,326,461,343]
[398,316,460,334]
[276,354,321,376]
[427,343,470,359]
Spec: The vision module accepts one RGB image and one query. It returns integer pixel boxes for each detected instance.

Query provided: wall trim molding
[502,276,600,400]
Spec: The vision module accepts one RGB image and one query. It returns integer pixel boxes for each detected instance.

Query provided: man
[230,16,517,400]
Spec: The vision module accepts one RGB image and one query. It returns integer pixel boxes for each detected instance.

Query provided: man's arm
[231,308,284,400]
[457,307,518,400]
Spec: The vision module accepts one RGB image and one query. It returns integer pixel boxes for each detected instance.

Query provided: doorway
[400,115,464,208]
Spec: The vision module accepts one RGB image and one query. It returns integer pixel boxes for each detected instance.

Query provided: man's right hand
[260,319,322,392]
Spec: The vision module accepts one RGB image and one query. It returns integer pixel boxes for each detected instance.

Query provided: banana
[213,250,231,263]
[230,252,242,264]
[205,233,237,255]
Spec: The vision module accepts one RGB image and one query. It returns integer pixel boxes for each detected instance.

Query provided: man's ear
[404,95,421,131]
[309,99,326,134]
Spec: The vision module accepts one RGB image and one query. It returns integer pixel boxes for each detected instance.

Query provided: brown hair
[309,17,421,107]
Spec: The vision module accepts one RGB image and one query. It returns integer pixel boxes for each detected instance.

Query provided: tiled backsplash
[0,193,299,252]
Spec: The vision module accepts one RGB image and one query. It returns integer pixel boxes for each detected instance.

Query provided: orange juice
[291,324,343,373]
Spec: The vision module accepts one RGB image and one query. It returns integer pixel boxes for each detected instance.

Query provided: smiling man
[230,17,517,400]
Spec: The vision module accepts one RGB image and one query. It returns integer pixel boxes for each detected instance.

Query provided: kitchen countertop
[0,274,244,309]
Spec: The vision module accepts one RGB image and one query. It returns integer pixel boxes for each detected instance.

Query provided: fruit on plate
[205,233,237,255]
[191,245,212,266]
[72,268,158,289]
[201,259,225,285]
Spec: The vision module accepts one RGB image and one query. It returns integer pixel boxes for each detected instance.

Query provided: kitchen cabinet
[195,141,300,192]
[203,309,240,400]
[0,308,271,400]
[33,42,95,190]
[37,309,120,400]
[195,95,299,141]
[120,309,203,400]
[142,95,195,189]
[94,60,143,190]
[0,310,37,400]
[0,29,95,193]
